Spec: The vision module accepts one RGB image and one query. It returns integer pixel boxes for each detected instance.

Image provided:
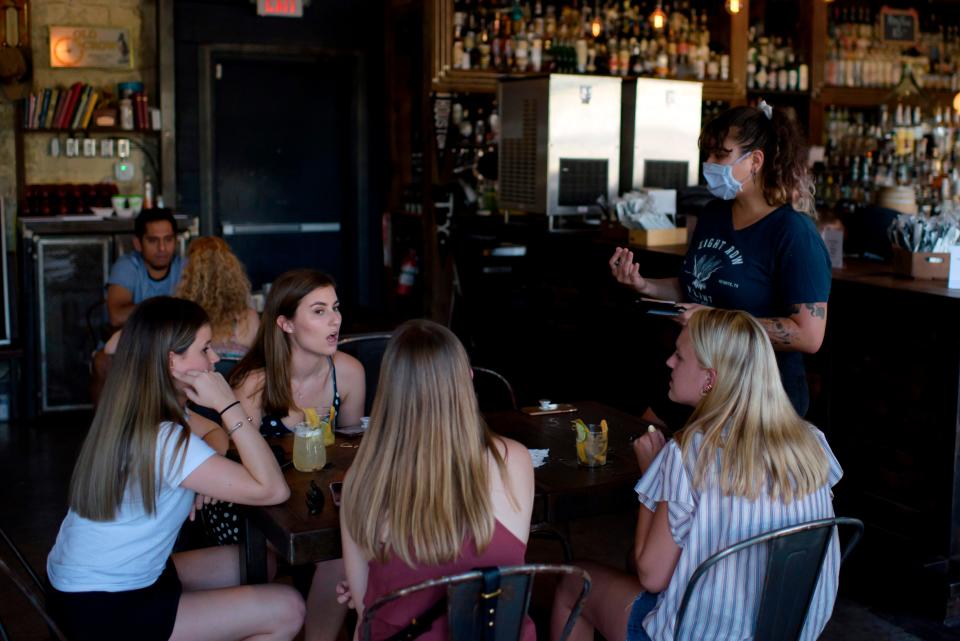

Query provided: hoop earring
[701,384,713,396]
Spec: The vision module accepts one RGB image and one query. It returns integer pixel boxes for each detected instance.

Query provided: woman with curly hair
[609,100,831,430]
[176,236,259,362]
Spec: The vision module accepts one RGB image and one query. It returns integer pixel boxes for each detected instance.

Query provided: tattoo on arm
[803,303,826,319]
[787,303,826,319]
[759,317,797,346]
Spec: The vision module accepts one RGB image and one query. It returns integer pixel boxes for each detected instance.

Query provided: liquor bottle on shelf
[701,99,729,125]
[447,0,729,81]
[816,102,960,214]
[823,2,960,89]
[443,93,502,213]
[746,25,809,92]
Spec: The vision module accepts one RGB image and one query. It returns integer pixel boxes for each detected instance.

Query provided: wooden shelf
[747,89,812,97]
[817,86,958,107]
[432,69,742,101]
[703,80,746,102]
[20,128,160,135]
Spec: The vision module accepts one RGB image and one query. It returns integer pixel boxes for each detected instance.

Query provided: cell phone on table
[330,481,343,507]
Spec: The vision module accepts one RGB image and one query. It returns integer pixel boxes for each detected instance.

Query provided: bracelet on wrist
[219,400,241,416]
[226,416,254,436]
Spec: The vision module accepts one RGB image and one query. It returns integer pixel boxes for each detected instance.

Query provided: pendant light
[724,0,742,14]
[590,0,602,38]
[650,1,667,31]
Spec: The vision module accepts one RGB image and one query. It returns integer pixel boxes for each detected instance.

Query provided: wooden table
[241,401,651,583]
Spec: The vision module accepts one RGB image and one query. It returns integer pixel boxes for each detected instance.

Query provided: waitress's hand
[172,369,237,415]
[633,428,667,475]
[609,247,648,294]
[673,303,711,326]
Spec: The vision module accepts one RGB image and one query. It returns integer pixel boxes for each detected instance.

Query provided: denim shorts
[626,591,659,641]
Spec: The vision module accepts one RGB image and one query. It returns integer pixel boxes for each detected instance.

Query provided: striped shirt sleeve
[635,441,696,544]
[812,427,843,487]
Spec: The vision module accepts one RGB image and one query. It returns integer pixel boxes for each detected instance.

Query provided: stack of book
[22,84,159,131]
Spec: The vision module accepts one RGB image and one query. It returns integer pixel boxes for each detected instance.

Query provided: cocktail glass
[577,425,608,467]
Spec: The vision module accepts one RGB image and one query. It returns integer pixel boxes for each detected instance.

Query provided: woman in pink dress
[339,319,536,641]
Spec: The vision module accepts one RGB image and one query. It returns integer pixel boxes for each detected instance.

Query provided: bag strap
[479,566,502,641]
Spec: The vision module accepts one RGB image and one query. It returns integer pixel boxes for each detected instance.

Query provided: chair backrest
[674,517,863,641]
[84,298,109,349]
[0,526,69,641]
[337,332,392,416]
[361,564,589,641]
[472,366,517,412]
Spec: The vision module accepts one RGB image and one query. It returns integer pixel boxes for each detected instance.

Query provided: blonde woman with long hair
[552,309,842,641]
[340,319,535,641]
[177,236,259,361]
[47,297,304,641]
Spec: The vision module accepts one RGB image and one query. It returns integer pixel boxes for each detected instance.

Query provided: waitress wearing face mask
[609,100,831,429]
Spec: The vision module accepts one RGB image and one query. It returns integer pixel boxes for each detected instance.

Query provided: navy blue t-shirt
[678,200,832,414]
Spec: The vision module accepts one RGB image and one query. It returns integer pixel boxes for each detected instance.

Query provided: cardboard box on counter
[891,246,950,280]
[628,227,689,247]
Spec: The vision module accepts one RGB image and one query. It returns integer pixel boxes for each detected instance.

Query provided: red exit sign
[257,0,303,17]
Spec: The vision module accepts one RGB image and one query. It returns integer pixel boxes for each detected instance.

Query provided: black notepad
[635,299,685,317]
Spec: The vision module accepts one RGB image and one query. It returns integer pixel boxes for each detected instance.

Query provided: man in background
[106,209,184,327]
[92,209,184,401]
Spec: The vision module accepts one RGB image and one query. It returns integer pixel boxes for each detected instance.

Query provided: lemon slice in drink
[572,419,588,443]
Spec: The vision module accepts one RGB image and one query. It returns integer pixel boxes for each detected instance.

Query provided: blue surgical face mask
[702,152,752,200]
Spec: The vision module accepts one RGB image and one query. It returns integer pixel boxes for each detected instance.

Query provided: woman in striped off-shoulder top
[552,308,842,641]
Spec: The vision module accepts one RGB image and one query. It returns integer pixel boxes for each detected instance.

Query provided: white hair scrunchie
[758,100,773,120]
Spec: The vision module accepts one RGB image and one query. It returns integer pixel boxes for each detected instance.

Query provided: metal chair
[337,332,393,416]
[360,563,590,641]
[674,516,864,641]
[472,366,517,412]
[0,526,69,641]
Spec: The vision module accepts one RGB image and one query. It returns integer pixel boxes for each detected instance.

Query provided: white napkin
[528,448,549,469]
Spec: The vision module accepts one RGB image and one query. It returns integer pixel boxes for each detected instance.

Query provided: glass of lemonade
[292,423,326,472]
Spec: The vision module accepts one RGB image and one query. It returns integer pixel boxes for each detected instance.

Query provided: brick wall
[0,0,157,236]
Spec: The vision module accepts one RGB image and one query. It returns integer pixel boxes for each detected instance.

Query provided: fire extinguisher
[397,249,419,296]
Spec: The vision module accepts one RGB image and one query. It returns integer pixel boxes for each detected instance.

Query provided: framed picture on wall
[49,26,133,69]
